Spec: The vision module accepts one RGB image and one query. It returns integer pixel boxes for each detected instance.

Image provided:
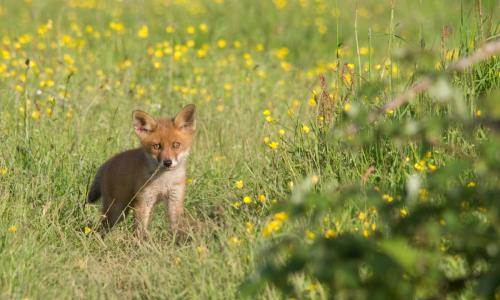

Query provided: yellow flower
[137,25,148,39]
[258,194,266,203]
[325,229,336,238]
[255,43,264,52]
[228,236,241,245]
[232,202,241,209]
[419,188,429,201]
[267,141,279,150]
[186,26,196,34]
[8,225,17,233]
[382,194,394,203]
[308,97,317,107]
[467,181,476,188]
[265,116,273,123]
[31,110,40,121]
[301,125,310,134]
[165,25,174,33]
[196,246,207,254]
[0,168,7,176]
[359,47,369,55]
[428,163,437,172]
[245,222,254,233]
[84,226,92,234]
[400,208,409,217]
[278,129,285,136]
[305,230,316,240]
[217,39,227,48]
[414,160,426,172]
[357,211,366,221]
[275,47,289,60]
[197,48,207,58]
[199,23,208,32]
[274,212,288,221]
[343,103,351,112]
[234,180,244,189]
[262,109,271,116]
[243,196,252,204]
[223,83,232,91]
[362,229,370,238]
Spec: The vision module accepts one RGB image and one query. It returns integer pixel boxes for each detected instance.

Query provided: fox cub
[87,104,196,238]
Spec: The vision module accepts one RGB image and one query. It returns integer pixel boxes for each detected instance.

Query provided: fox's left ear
[174,104,196,131]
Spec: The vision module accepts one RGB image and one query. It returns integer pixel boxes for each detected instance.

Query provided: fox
[87,104,196,238]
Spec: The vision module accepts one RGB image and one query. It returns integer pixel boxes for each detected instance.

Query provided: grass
[0,0,499,299]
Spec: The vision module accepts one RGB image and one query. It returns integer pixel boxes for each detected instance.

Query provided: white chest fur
[139,166,186,205]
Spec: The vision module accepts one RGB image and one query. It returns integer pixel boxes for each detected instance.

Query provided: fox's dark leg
[99,197,128,234]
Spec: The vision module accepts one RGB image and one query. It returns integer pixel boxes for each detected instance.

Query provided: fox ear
[132,110,157,136]
[174,104,196,131]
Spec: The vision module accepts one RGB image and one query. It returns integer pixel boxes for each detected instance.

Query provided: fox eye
[152,144,161,150]
[172,142,181,149]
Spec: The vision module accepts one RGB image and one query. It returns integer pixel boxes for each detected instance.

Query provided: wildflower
[267,141,279,150]
[274,212,288,221]
[258,194,266,203]
[428,163,437,172]
[31,111,40,121]
[262,109,271,116]
[362,229,370,238]
[199,23,208,32]
[109,21,125,33]
[359,47,369,55]
[400,208,409,217]
[347,63,355,70]
[235,180,244,189]
[467,181,476,188]
[196,246,207,254]
[228,236,241,245]
[419,188,429,201]
[280,61,291,72]
[233,40,241,48]
[278,129,285,136]
[217,39,227,48]
[245,222,253,233]
[232,202,241,209]
[371,223,377,231]
[305,230,316,240]
[343,103,351,112]
[223,83,232,91]
[311,175,319,185]
[325,229,336,238]
[265,116,273,123]
[358,212,366,221]
[8,225,17,233]
[243,196,252,204]
[0,168,7,176]
[288,181,294,190]
[197,48,207,58]
[255,43,264,52]
[382,194,394,203]
[137,25,148,39]
[414,160,426,172]
[301,125,310,134]
[186,26,196,34]
[308,97,317,107]
[475,110,481,117]
[275,47,289,60]
[165,25,174,33]
[84,226,92,234]
[216,104,224,112]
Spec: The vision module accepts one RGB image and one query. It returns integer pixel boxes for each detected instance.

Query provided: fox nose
[163,159,172,168]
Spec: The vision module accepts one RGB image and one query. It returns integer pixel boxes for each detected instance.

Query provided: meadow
[1,0,499,299]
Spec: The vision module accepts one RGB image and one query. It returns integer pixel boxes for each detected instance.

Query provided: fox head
[132,104,196,170]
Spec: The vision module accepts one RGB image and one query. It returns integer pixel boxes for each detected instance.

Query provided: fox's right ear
[132,110,157,137]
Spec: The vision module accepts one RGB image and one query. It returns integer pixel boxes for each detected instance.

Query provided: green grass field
[1,0,499,299]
